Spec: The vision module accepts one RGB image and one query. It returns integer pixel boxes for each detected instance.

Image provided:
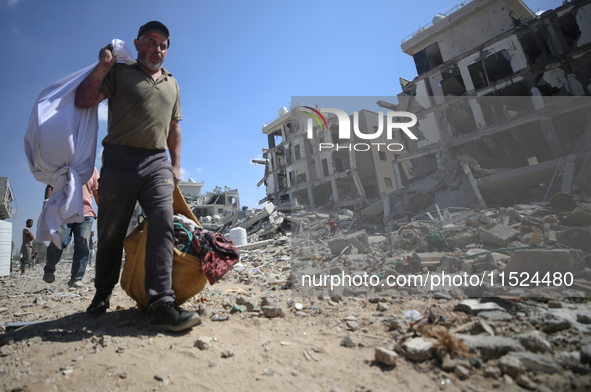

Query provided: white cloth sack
[24,39,136,247]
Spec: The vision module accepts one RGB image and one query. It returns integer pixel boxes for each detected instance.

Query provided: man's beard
[139,53,163,71]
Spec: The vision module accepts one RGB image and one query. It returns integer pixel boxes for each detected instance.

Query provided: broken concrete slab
[503,248,585,276]
[456,299,506,315]
[514,331,553,353]
[478,224,520,248]
[326,230,369,255]
[509,352,565,374]
[235,238,278,251]
[439,255,460,273]
[555,227,591,253]
[401,337,435,362]
[375,347,398,366]
[458,334,524,360]
[238,202,275,229]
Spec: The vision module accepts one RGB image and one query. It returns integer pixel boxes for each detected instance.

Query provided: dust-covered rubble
[1,193,591,391]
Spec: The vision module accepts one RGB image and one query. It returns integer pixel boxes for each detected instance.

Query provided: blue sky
[0,0,563,247]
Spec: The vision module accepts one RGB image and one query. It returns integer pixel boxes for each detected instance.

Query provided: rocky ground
[1,197,591,392]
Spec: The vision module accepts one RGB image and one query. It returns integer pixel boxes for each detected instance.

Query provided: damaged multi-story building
[385,0,591,214]
[258,0,591,228]
[258,105,406,213]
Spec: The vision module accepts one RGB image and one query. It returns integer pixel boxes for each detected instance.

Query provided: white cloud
[179,167,190,180]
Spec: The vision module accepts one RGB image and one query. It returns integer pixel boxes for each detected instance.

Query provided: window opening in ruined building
[273,129,283,146]
[379,151,387,161]
[413,42,444,75]
[277,153,286,168]
[268,133,276,149]
[330,124,340,143]
[308,159,317,182]
[384,177,393,188]
[293,189,310,206]
[498,81,529,96]
[279,178,287,189]
[440,66,467,96]
[335,158,345,173]
[284,121,293,135]
[558,12,581,49]
[552,110,587,148]
[480,97,505,125]
[446,102,477,135]
[294,144,301,161]
[408,155,438,178]
[304,138,313,155]
[468,50,514,90]
[322,159,329,176]
[313,183,332,206]
[289,171,295,187]
[468,62,488,90]
[485,50,513,84]
[336,178,358,201]
[518,29,548,68]
[296,173,307,185]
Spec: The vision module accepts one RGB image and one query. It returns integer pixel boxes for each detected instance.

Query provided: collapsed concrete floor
[1,192,591,391]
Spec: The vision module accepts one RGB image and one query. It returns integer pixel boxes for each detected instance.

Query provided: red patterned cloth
[189,229,240,285]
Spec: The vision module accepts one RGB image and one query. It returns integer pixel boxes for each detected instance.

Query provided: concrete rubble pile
[1,192,591,390]
[211,191,591,389]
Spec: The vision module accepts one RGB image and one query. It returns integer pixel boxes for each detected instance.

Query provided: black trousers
[95,144,176,309]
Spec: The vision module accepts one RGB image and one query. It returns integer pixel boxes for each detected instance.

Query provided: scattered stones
[456,299,506,315]
[455,364,470,380]
[541,314,571,334]
[374,347,398,366]
[515,331,552,353]
[220,349,234,358]
[579,345,591,365]
[576,313,591,324]
[516,374,538,390]
[498,355,524,379]
[510,352,564,374]
[195,337,215,350]
[458,335,523,361]
[261,305,285,318]
[401,337,435,362]
[340,335,356,348]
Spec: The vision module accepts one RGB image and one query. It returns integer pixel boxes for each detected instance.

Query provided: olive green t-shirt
[100,63,182,150]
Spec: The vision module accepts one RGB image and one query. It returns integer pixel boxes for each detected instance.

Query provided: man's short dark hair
[138,21,170,47]
[26,219,33,224]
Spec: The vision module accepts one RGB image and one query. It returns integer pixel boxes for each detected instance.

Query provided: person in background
[75,21,201,332]
[327,219,337,235]
[20,219,34,275]
[42,167,99,288]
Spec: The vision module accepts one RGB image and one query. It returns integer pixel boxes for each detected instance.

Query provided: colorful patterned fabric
[189,229,240,285]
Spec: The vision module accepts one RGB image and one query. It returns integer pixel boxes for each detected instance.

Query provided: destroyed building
[258,106,405,212]
[178,180,241,232]
[257,0,591,231]
[387,0,591,218]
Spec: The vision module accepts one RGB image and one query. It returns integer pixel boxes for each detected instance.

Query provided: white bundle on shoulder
[24,39,135,247]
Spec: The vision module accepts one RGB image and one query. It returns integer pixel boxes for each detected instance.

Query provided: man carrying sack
[75,21,201,332]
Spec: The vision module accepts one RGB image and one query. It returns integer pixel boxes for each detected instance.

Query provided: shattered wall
[390,0,591,218]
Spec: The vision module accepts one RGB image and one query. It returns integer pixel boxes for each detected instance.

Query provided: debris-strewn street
[1,192,591,392]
